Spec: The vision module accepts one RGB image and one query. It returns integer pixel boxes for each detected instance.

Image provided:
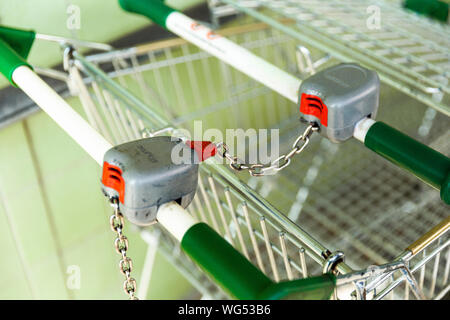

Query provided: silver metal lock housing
[101,136,199,226]
[298,63,380,143]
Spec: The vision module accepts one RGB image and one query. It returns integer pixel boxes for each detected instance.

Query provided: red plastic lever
[101,162,125,204]
[186,141,217,162]
[300,93,328,127]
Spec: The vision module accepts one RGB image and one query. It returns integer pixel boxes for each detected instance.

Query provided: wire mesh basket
[48,13,450,300]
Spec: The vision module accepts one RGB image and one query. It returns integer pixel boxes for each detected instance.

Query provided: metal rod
[36,33,113,51]
[407,217,450,256]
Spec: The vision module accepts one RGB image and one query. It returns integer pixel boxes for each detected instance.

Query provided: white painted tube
[157,201,198,242]
[166,12,301,104]
[12,66,112,165]
[353,117,376,143]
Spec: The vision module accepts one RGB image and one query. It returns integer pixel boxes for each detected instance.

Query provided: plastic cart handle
[0,26,35,86]
[404,0,449,23]
[119,0,174,27]
[178,218,336,300]
[356,119,450,205]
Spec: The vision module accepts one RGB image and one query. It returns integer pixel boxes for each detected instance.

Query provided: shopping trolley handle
[404,0,449,23]
[119,0,174,28]
[0,26,35,86]
[177,216,336,300]
[356,119,450,205]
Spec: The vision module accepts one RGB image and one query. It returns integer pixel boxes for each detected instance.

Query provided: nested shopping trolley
[0,0,449,300]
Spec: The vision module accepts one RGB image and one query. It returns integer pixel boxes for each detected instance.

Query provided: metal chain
[109,198,138,300]
[216,123,319,176]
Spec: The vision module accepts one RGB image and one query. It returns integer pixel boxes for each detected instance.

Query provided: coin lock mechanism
[101,136,200,226]
[298,63,380,143]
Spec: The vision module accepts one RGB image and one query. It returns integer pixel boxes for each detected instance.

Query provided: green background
[0,0,200,88]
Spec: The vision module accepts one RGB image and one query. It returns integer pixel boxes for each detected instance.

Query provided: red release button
[300,93,328,127]
[101,162,125,204]
[186,141,217,162]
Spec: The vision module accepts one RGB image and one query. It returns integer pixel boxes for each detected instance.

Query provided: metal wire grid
[262,102,450,299]
[371,231,449,300]
[81,25,302,132]
[345,233,450,300]
[406,238,450,300]
[60,20,449,299]
[220,0,450,117]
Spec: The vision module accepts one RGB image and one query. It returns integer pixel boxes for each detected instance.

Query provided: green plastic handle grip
[181,223,336,300]
[365,121,450,204]
[0,26,35,85]
[404,0,449,23]
[118,0,175,28]
[0,26,35,59]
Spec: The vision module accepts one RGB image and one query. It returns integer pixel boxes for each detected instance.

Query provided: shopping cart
[0,0,449,300]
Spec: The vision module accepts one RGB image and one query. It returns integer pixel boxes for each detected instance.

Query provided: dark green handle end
[259,274,336,300]
[181,223,272,300]
[0,26,36,60]
[404,0,449,22]
[365,121,450,205]
[441,174,450,205]
[119,0,176,28]
[0,42,31,87]
[0,26,35,86]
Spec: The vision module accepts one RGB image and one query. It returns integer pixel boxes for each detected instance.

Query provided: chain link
[106,123,316,297]
[109,198,138,300]
[216,123,319,176]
